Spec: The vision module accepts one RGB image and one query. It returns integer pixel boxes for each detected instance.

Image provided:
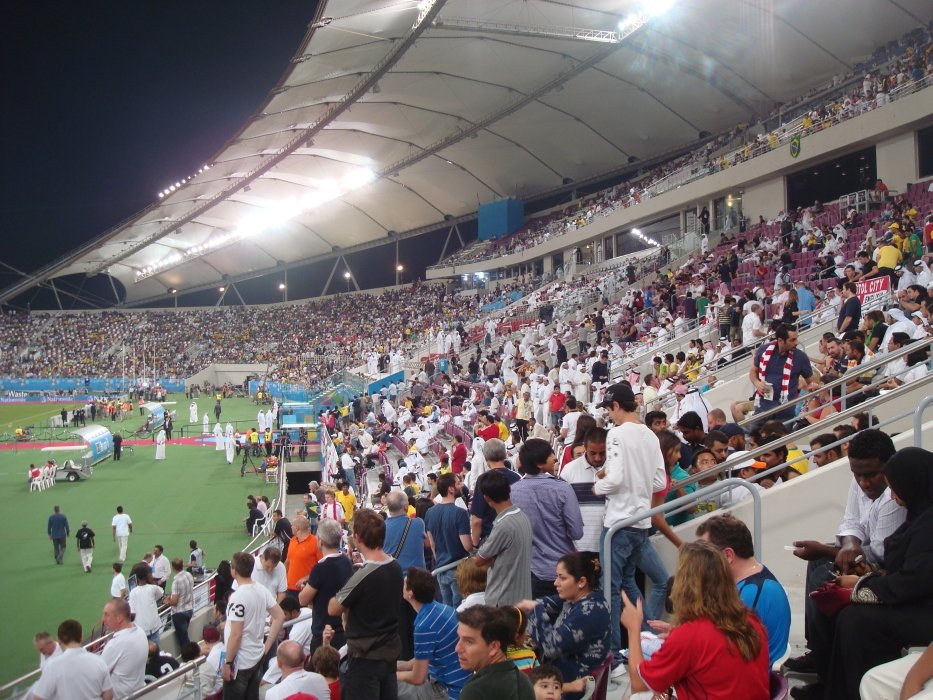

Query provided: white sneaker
[610,662,628,679]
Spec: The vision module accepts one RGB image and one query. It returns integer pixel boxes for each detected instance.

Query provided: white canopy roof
[8,0,930,305]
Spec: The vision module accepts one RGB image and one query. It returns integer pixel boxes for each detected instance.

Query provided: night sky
[2,1,318,306]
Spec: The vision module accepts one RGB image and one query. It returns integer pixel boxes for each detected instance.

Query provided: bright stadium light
[645,0,675,17]
[135,164,378,282]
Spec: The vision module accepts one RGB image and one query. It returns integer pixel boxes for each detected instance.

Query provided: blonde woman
[622,541,770,699]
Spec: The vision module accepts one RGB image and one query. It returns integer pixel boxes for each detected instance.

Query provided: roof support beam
[119,132,710,308]
[377,20,639,183]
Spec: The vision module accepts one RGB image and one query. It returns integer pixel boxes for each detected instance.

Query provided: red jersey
[638,615,769,700]
[451,442,468,473]
[549,391,567,413]
[477,424,499,441]
[924,221,933,245]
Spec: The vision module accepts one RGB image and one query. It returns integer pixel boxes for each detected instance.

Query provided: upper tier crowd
[432,28,932,270]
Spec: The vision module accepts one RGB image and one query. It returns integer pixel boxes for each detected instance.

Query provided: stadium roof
[5,0,930,306]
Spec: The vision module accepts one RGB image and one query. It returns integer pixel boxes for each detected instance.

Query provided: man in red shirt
[924,213,933,254]
[548,387,567,431]
[475,413,500,442]
[450,435,467,474]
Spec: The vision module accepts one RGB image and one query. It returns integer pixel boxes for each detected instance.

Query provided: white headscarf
[680,387,713,432]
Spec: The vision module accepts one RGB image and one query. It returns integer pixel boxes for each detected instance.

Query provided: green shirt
[697,295,710,319]
[460,661,535,700]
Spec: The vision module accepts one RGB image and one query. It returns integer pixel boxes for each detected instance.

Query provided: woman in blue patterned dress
[516,551,611,699]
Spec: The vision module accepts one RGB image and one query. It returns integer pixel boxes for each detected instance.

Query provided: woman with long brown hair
[622,540,769,699]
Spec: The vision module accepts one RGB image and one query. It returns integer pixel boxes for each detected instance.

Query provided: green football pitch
[0,396,292,683]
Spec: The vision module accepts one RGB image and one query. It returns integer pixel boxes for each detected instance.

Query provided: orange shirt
[285,533,322,590]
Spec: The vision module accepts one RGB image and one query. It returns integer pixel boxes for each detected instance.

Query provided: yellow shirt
[787,447,808,475]
[877,244,902,269]
[335,490,357,519]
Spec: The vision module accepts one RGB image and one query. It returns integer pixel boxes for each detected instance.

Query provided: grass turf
[0,396,288,683]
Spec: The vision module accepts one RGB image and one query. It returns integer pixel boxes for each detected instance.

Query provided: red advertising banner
[855,275,891,307]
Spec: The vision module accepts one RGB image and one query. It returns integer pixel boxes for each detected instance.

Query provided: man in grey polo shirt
[474,469,532,606]
[510,438,583,598]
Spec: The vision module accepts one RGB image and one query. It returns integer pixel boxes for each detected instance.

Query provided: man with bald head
[100,597,148,699]
[285,515,321,598]
[264,640,331,700]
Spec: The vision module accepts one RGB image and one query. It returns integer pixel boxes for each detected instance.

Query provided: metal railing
[672,374,933,494]
[737,335,933,428]
[1,456,289,698]
[914,395,933,448]
[601,478,763,604]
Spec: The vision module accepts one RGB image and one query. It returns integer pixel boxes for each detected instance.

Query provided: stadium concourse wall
[0,377,184,394]
[185,363,267,391]
[427,83,931,279]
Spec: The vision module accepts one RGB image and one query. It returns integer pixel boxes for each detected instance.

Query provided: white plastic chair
[29,475,42,492]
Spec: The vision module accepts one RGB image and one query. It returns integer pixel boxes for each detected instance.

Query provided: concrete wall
[185,363,268,389]
[875,131,919,192]
[742,177,788,222]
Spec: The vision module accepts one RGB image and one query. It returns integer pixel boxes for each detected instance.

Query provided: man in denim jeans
[594,383,667,674]
[425,474,472,607]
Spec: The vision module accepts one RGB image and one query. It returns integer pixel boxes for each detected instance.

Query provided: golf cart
[40,424,114,482]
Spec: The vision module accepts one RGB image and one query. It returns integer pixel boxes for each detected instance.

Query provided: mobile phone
[783,545,796,551]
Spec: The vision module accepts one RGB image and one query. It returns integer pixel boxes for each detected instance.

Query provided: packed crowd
[430,28,932,271]
[26,192,933,700]
[0,281,532,389]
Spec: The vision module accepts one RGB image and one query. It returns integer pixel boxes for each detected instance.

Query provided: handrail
[914,395,933,448]
[601,478,762,604]
[672,372,933,492]
[431,557,467,578]
[123,657,206,700]
[738,335,933,427]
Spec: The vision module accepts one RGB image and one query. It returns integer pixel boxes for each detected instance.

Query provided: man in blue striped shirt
[397,567,472,700]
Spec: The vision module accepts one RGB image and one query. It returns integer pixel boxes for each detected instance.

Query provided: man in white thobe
[214,423,225,451]
[155,429,166,460]
[201,413,209,436]
[189,402,198,424]
[225,425,235,464]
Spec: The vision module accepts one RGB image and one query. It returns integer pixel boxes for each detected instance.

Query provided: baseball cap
[729,450,767,474]
[676,411,703,431]
[596,382,635,408]
[719,423,747,439]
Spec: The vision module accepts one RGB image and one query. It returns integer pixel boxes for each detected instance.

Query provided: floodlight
[645,0,674,17]
[343,271,351,279]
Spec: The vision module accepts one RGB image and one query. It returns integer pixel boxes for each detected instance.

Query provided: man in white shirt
[787,429,905,676]
[165,558,194,646]
[111,506,132,563]
[593,382,666,665]
[151,545,170,588]
[559,427,607,552]
[742,303,765,347]
[33,631,62,671]
[110,562,127,598]
[265,640,330,700]
[222,551,285,698]
[251,546,288,603]
[100,598,148,699]
[32,620,113,700]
